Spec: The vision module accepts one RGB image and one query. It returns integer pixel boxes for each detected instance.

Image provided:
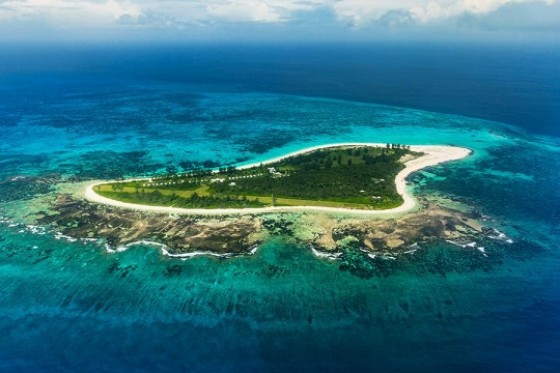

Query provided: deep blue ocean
[0,42,559,371]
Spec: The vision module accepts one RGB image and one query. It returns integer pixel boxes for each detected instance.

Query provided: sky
[0,0,559,42]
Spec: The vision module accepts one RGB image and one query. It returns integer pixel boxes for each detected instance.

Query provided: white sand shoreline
[83,143,472,216]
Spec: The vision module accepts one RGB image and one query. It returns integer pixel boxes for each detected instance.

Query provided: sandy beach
[84,143,471,216]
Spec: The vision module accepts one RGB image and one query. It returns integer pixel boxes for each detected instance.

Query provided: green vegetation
[94,145,419,210]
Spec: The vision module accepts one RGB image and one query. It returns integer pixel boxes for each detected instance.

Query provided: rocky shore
[38,194,263,255]
[34,193,517,263]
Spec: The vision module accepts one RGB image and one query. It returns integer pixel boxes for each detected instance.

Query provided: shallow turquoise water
[1,77,559,371]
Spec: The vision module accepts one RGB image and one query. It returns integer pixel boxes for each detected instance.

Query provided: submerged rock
[0,174,61,202]
[38,194,263,256]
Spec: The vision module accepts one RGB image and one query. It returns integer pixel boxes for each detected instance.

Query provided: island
[30,142,512,269]
[85,143,472,216]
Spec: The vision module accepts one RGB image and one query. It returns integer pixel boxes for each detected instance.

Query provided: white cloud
[331,0,558,28]
[0,0,557,36]
[205,0,318,23]
[458,0,560,31]
[0,0,142,25]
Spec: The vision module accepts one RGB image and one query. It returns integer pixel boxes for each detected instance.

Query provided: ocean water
[0,43,559,371]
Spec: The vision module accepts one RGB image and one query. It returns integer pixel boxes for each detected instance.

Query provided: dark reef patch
[0,154,51,177]
[337,237,538,279]
[236,130,299,154]
[416,143,560,225]
[64,151,164,180]
[0,174,61,202]
[263,219,294,236]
